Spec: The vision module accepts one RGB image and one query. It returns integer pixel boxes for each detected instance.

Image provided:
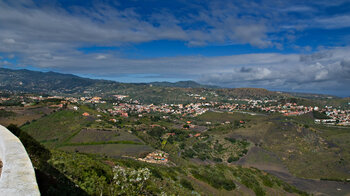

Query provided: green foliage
[227,156,239,163]
[21,109,89,147]
[213,157,223,162]
[0,109,16,117]
[49,150,112,195]
[148,126,164,138]
[231,167,265,196]
[191,167,236,191]
[259,174,274,187]
[180,178,194,190]
[7,124,51,167]
[64,140,142,146]
[312,111,330,119]
[225,137,236,143]
[110,166,151,195]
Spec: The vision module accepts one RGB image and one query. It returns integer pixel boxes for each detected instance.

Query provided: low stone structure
[0,125,40,196]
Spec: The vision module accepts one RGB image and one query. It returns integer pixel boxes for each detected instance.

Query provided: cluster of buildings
[106,102,209,117]
[316,106,350,126]
[216,98,350,126]
[1,93,349,126]
[137,151,169,164]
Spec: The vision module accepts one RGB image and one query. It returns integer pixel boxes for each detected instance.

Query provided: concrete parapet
[0,125,40,196]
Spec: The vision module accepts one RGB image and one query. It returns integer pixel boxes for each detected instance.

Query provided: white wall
[0,125,40,196]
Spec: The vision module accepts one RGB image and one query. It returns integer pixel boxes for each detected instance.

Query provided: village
[1,93,349,126]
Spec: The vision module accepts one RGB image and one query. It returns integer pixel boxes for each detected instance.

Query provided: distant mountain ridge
[0,68,101,94]
[0,68,216,92]
[150,81,218,88]
[0,68,295,104]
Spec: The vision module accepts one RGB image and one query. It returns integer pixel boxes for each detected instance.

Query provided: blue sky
[0,0,350,96]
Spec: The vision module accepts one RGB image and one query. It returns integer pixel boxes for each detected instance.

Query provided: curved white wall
[0,125,40,196]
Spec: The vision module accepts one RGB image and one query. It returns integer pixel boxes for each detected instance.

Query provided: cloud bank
[0,0,350,96]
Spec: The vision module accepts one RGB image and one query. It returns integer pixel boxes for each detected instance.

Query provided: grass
[0,109,16,117]
[21,109,89,148]
[0,106,54,126]
[69,128,143,144]
[63,140,142,146]
[12,105,312,195]
[195,111,261,123]
[230,113,350,180]
[59,143,153,158]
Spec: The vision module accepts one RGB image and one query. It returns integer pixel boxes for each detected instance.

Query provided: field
[69,128,144,144]
[0,106,54,126]
[21,109,90,147]
[21,108,156,159]
[59,144,153,158]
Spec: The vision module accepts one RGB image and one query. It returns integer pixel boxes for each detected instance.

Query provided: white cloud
[0,0,349,95]
[3,38,15,44]
[96,55,107,60]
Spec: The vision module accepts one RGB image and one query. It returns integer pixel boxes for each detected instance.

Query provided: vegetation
[0,109,15,117]
[1,70,347,195]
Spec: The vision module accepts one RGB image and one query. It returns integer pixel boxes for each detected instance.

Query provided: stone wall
[0,125,40,196]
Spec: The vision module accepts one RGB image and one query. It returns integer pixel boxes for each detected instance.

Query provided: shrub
[191,168,236,191]
[225,137,236,143]
[213,157,223,162]
[110,166,151,195]
[227,156,239,163]
[180,179,194,190]
[260,174,274,187]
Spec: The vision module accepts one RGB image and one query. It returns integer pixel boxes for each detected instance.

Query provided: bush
[213,157,223,162]
[260,174,274,187]
[180,179,194,190]
[148,127,164,138]
[191,168,236,191]
[110,166,151,195]
[227,156,239,163]
[225,137,236,143]
[183,149,195,158]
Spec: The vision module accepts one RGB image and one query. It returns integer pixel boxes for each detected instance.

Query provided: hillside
[0,68,289,103]
[16,106,309,196]
[150,81,218,88]
[0,68,100,93]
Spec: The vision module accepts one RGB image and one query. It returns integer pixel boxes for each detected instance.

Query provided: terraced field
[21,108,154,159]
[59,144,153,158]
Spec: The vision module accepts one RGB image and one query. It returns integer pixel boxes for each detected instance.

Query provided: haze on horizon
[0,0,349,97]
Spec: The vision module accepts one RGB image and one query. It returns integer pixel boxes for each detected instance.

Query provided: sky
[0,0,350,97]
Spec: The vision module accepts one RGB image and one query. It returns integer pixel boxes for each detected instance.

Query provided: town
[1,93,349,126]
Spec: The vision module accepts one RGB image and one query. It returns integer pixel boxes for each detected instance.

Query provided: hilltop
[0,68,288,103]
[150,81,218,88]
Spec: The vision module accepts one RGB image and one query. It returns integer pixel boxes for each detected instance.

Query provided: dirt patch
[237,146,288,173]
